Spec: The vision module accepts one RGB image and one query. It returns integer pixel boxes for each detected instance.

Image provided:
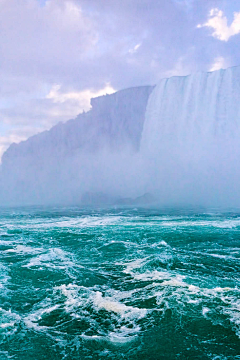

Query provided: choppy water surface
[0,207,240,359]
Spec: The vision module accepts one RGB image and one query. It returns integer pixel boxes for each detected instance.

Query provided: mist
[1,67,240,208]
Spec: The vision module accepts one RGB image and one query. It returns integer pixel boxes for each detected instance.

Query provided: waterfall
[140,66,240,206]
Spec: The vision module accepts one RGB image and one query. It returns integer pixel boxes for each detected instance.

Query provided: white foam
[0,264,10,293]
[156,219,240,228]
[12,215,125,230]
[0,321,15,329]
[108,325,141,343]
[188,285,200,293]
[22,248,80,272]
[24,319,48,331]
[222,297,240,337]
[202,307,211,316]
[55,283,147,342]
[93,291,147,319]
[0,308,21,331]
[0,240,14,246]
[213,287,232,292]
[122,258,148,274]
[159,240,168,246]
[24,303,60,331]
[5,245,43,255]
[57,283,86,309]
[132,270,171,282]
[4,213,240,234]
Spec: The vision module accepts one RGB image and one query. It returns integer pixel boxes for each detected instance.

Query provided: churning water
[0,206,239,359]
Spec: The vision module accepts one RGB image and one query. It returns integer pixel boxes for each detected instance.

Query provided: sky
[0,0,240,159]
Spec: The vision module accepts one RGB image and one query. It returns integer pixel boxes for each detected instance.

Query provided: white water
[141,66,240,206]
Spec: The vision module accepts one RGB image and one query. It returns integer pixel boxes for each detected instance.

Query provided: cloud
[0,133,33,164]
[197,8,240,41]
[0,83,115,159]
[0,0,97,86]
[1,0,240,161]
[128,43,142,54]
[209,56,228,72]
[46,84,115,111]
[164,54,193,78]
[0,0,213,93]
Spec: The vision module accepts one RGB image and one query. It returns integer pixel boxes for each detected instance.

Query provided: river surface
[0,206,240,359]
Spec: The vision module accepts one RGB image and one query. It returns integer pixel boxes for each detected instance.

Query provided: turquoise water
[0,207,240,359]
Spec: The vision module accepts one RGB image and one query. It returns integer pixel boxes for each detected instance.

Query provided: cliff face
[0,86,153,205]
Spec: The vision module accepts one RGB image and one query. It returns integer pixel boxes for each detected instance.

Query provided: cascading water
[140,66,240,206]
